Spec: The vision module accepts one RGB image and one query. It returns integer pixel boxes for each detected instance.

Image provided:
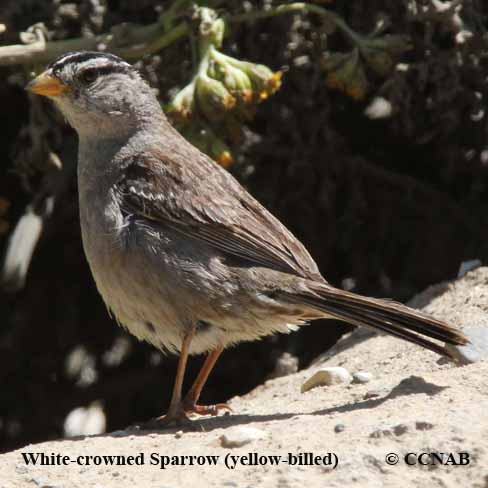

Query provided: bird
[27,51,467,427]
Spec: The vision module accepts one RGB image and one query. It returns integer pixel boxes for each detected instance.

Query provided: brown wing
[115,141,323,282]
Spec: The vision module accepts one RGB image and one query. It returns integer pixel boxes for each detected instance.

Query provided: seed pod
[264,71,282,98]
[245,63,279,101]
[324,49,368,99]
[222,64,254,104]
[195,73,236,123]
[220,56,279,101]
[208,18,225,48]
[210,136,234,168]
[197,8,225,49]
[207,50,254,105]
[209,48,282,103]
[167,81,196,120]
[325,49,359,92]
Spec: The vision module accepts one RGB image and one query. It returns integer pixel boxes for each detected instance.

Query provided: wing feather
[115,144,323,281]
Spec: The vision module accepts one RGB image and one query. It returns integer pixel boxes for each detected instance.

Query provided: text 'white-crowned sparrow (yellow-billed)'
[27,51,467,428]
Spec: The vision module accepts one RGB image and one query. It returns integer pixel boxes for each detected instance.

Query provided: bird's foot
[138,407,197,431]
[183,401,233,417]
[136,402,232,431]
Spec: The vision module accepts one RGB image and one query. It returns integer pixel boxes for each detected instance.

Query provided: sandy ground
[2,268,488,487]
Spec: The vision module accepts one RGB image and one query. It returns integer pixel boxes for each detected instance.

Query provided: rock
[446,324,488,364]
[371,422,429,439]
[220,426,266,448]
[29,478,62,488]
[370,424,408,438]
[363,390,382,400]
[369,429,392,439]
[301,367,352,393]
[415,421,434,431]
[14,464,27,474]
[393,424,409,436]
[334,424,346,433]
[352,371,373,384]
[458,259,482,278]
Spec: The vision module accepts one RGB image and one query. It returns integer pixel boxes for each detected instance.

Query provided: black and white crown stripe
[47,51,133,76]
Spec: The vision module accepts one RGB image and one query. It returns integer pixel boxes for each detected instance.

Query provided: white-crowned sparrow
[27,51,467,427]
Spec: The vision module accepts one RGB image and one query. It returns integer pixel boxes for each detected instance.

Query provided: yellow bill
[26,71,69,97]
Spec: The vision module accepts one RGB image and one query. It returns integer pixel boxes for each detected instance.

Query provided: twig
[0,19,189,67]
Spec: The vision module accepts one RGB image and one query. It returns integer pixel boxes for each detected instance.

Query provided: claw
[184,402,233,417]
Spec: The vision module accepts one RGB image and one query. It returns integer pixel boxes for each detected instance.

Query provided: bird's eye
[79,68,98,85]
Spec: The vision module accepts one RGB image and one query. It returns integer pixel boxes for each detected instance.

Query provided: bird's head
[26,51,163,137]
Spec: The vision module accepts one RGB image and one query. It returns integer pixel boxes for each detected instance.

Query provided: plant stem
[0,18,189,67]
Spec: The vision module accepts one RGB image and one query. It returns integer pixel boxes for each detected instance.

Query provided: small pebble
[110,430,129,437]
[175,430,183,439]
[334,424,345,433]
[352,371,373,384]
[415,421,434,431]
[220,426,266,448]
[15,464,28,474]
[363,390,382,400]
[301,367,352,393]
[28,478,61,488]
[369,429,392,439]
[393,424,409,436]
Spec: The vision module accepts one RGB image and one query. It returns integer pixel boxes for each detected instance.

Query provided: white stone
[301,367,352,393]
[352,371,373,384]
[220,426,267,448]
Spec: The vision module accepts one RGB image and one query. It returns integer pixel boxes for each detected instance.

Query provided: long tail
[281,284,468,359]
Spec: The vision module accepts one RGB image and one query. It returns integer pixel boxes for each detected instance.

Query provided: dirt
[1,268,487,487]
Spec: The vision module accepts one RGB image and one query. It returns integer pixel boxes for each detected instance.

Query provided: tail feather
[317,301,454,358]
[330,300,455,344]
[281,284,468,359]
